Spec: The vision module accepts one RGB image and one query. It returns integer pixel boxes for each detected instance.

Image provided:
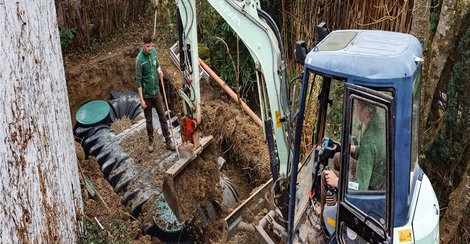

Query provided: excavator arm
[176,0,291,178]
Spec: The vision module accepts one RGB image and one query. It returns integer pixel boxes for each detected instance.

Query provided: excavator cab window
[411,69,422,171]
[310,75,345,147]
[336,83,394,243]
[324,79,344,143]
[347,99,387,193]
[294,73,345,177]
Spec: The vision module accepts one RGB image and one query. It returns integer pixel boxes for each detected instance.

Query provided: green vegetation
[325,80,344,142]
[198,1,255,91]
[60,28,76,49]
[429,0,441,38]
[155,2,177,44]
[197,0,281,102]
[423,25,470,202]
[79,216,130,244]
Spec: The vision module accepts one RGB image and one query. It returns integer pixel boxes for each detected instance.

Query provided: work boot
[148,138,154,153]
[165,138,176,151]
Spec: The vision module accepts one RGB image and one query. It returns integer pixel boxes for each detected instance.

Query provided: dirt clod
[111,116,133,135]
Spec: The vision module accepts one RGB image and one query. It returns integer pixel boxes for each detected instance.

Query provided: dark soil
[173,143,223,221]
[198,81,271,186]
[120,128,169,187]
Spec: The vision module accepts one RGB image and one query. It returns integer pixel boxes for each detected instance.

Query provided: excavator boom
[175,0,291,179]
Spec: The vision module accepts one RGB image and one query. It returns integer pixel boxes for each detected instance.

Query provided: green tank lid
[76,100,111,125]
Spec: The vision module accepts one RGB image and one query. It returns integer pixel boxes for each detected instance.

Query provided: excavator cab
[289,30,440,243]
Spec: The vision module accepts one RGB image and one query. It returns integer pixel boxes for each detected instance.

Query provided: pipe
[199,58,263,128]
[257,9,285,61]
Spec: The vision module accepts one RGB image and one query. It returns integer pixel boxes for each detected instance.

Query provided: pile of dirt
[120,128,169,188]
[173,144,223,221]
[228,232,259,244]
[110,116,133,135]
[198,82,271,186]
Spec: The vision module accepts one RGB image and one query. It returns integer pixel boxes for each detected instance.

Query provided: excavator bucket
[162,135,213,221]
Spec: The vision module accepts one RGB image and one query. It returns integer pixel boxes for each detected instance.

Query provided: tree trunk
[421,0,470,129]
[0,1,83,242]
[440,156,470,243]
[410,0,431,138]
[410,0,431,41]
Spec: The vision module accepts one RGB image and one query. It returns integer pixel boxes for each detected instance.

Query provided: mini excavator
[165,0,440,243]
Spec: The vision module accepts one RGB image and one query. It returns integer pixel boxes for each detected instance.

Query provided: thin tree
[420,0,470,130]
[0,1,83,242]
[438,25,470,244]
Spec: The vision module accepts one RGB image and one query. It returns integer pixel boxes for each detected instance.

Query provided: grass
[79,216,131,244]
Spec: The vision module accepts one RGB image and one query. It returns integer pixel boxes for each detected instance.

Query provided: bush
[60,27,76,49]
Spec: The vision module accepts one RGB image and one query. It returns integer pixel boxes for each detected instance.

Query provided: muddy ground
[69,18,270,243]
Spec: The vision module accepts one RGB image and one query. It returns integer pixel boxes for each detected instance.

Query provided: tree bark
[410,0,431,139]
[440,156,470,243]
[0,1,83,242]
[421,0,470,130]
[410,0,431,41]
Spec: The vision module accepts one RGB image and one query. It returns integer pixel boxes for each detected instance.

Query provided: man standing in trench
[136,31,176,152]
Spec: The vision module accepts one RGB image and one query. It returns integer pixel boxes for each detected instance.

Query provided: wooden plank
[400,0,408,33]
[162,174,181,220]
[164,135,213,177]
[393,1,399,31]
[366,0,369,28]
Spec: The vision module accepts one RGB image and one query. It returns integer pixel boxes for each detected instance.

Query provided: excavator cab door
[335,83,394,243]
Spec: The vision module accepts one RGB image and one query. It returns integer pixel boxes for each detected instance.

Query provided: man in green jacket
[320,99,386,232]
[136,31,175,152]
[323,99,386,191]
[352,100,386,191]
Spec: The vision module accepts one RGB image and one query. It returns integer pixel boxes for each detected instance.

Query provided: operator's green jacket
[135,47,160,98]
[356,113,386,191]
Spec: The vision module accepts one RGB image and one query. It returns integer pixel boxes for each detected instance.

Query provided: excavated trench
[73,83,270,242]
[66,43,271,241]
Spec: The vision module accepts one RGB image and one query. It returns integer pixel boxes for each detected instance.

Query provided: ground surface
[68,18,270,243]
[76,143,153,243]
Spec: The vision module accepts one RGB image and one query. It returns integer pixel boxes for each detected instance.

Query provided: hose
[257,9,285,61]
